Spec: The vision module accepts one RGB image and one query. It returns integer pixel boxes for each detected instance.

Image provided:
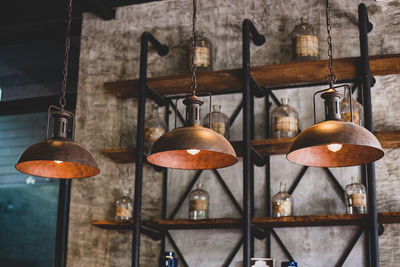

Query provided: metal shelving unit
[94,4,400,267]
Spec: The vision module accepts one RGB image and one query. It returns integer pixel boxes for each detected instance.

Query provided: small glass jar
[144,105,167,153]
[187,34,212,72]
[291,17,319,61]
[115,189,133,221]
[271,98,299,138]
[160,251,178,267]
[189,183,209,220]
[203,104,230,139]
[345,177,367,214]
[340,86,364,126]
[272,182,293,217]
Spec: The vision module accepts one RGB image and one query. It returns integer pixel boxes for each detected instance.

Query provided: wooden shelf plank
[104,54,400,99]
[100,130,400,163]
[91,212,400,231]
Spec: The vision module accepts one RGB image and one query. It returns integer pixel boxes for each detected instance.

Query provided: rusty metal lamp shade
[147,96,238,170]
[16,108,100,179]
[287,89,384,167]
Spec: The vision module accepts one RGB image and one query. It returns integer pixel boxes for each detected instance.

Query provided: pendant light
[15,0,100,179]
[147,0,238,170]
[286,0,384,167]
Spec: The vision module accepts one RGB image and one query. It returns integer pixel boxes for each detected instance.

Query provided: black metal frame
[130,4,380,266]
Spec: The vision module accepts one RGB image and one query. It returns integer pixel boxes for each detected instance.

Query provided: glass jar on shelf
[115,189,133,221]
[345,177,367,214]
[340,86,364,126]
[291,17,319,61]
[189,183,209,220]
[187,33,212,72]
[271,98,299,138]
[272,182,293,217]
[144,105,167,153]
[203,104,230,139]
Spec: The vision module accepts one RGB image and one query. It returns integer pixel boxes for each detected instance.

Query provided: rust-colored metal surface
[15,139,100,179]
[287,120,384,167]
[147,125,238,169]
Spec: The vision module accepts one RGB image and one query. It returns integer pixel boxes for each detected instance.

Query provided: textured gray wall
[67,0,400,266]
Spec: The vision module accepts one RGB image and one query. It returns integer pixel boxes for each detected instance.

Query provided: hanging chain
[60,0,73,110]
[326,0,336,87]
[190,0,198,96]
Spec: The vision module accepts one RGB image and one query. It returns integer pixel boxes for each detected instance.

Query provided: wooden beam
[104,54,400,99]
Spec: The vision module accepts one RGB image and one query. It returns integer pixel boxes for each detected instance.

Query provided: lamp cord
[60,0,73,110]
[190,0,198,96]
[326,0,336,87]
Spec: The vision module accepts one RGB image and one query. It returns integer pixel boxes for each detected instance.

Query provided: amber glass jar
[187,34,212,72]
[271,98,299,138]
[291,17,319,61]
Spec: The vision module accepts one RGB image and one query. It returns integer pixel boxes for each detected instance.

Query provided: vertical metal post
[242,19,252,267]
[265,97,271,257]
[54,179,71,267]
[161,103,170,255]
[358,4,379,267]
[242,19,265,267]
[250,89,255,257]
[132,32,168,267]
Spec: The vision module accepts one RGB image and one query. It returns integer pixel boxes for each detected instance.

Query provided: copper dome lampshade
[16,107,100,179]
[287,87,384,167]
[147,96,238,170]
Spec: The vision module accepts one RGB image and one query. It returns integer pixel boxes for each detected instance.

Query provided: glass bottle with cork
[291,17,319,61]
[345,177,367,214]
[115,189,133,221]
[203,104,230,139]
[272,182,293,217]
[144,104,167,153]
[340,86,364,126]
[189,183,209,220]
[271,98,299,138]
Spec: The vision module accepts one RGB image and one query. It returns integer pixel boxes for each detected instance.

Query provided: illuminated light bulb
[327,143,342,152]
[54,160,63,164]
[186,149,200,155]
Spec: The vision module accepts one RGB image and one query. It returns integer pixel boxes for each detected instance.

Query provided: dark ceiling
[0,0,160,108]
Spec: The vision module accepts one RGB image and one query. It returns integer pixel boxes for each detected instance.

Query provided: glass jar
[345,177,367,214]
[291,17,319,61]
[115,189,133,221]
[272,182,293,217]
[340,86,364,126]
[271,98,299,138]
[187,34,212,72]
[189,183,209,220]
[203,104,230,139]
[144,105,167,153]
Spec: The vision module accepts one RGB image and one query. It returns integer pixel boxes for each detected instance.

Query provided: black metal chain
[60,0,73,110]
[325,0,336,87]
[190,0,198,96]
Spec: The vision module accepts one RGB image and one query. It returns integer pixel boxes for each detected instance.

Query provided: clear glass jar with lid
[340,86,364,126]
[189,183,209,220]
[144,105,167,153]
[271,98,299,138]
[291,17,319,61]
[115,189,133,221]
[345,177,367,214]
[187,33,212,72]
[272,182,293,217]
[203,104,230,139]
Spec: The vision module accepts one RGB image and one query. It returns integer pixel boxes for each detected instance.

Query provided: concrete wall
[67,0,400,266]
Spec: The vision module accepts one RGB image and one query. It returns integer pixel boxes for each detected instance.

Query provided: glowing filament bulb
[186,149,200,155]
[327,144,342,152]
[54,160,63,164]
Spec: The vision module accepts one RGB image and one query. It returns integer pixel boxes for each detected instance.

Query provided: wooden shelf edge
[100,130,400,163]
[104,53,400,99]
[91,212,400,230]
